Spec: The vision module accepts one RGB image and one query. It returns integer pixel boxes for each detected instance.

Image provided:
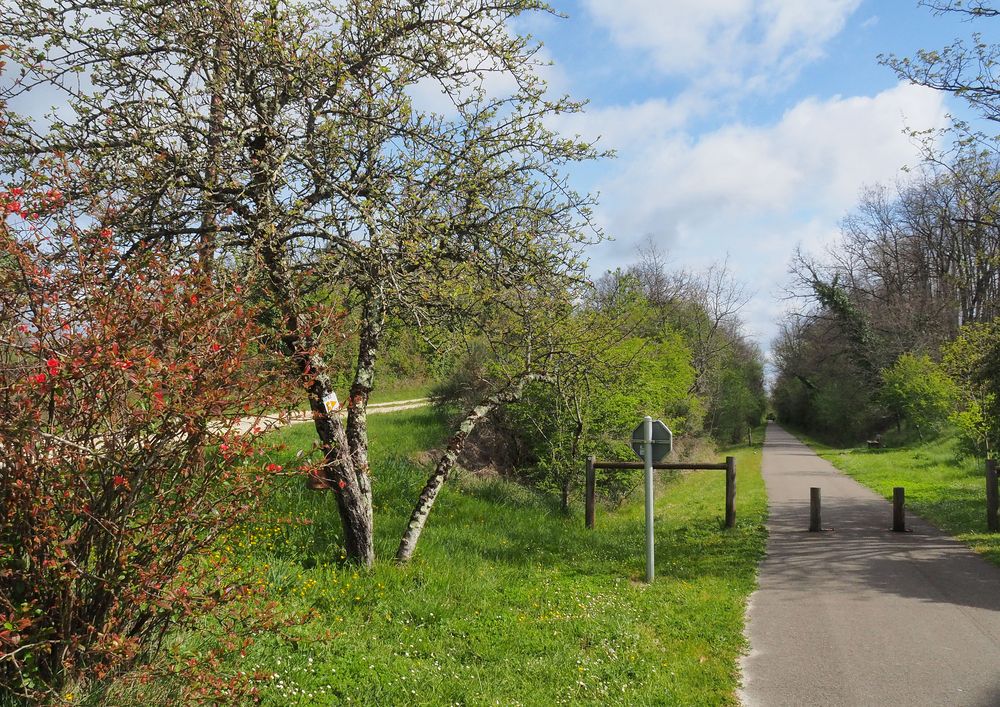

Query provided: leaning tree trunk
[396,373,547,563]
[259,233,374,566]
[196,0,230,272]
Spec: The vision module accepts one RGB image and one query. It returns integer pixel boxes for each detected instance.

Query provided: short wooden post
[725,456,736,528]
[987,459,999,533]
[809,487,822,532]
[585,455,596,530]
[892,487,906,532]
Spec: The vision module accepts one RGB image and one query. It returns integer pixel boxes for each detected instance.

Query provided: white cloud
[549,92,708,150]
[584,82,951,347]
[582,0,862,89]
[595,82,949,246]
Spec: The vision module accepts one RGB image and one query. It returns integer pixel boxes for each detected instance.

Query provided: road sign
[631,418,672,462]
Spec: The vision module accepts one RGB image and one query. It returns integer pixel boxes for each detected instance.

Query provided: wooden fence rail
[585,455,736,530]
[987,459,998,533]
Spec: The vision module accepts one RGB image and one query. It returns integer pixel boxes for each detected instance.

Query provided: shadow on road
[765,496,1000,613]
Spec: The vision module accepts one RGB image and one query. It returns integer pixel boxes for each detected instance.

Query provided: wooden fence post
[892,487,906,532]
[987,459,998,533]
[809,487,822,532]
[725,456,736,528]
[585,455,596,530]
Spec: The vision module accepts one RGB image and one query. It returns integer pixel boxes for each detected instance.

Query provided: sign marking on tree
[322,392,341,415]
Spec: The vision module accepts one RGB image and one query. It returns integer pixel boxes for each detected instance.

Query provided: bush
[0,181,289,700]
[942,323,1000,457]
[880,353,958,439]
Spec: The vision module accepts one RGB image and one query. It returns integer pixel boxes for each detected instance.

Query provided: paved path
[232,397,432,434]
[741,423,1000,707]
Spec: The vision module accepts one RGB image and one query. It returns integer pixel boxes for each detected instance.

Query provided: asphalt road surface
[740,423,1000,707]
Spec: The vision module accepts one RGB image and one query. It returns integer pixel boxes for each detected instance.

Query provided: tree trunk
[341,293,384,557]
[561,393,583,514]
[302,355,375,566]
[260,236,374,566]
[197,0,230,271]
[395,373,547,563]
[346,294,384,474]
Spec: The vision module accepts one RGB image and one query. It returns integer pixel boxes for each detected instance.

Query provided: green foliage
[771,319,884,445]
[880,353,958,439]
[432,255,764,510]
[706,347,767,443]
[507,330,697,505]
[809,275,878,375]
[942,322,1000,456]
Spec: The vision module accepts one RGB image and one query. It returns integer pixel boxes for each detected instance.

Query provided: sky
[507,0,982,360]
[9,1,980,365]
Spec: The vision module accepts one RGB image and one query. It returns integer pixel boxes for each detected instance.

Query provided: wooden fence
[584,456,736,530]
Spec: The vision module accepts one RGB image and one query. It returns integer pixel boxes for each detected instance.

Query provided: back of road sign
[631,419,672,462]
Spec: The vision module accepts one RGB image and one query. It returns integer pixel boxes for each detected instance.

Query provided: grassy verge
[797,431,1000,565]
[368,383,434,405]
[171,415,768,705]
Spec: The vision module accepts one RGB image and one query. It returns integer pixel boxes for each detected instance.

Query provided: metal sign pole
[644,415,654,583]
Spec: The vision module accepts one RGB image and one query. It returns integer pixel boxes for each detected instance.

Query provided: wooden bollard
[892,487,906,532]
[987,459,999,533]
[585,455,596,530]
[725,456,736,528]
[809,487,822,532]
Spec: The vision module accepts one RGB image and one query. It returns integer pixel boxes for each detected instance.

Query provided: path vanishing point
[741,423,1000,707]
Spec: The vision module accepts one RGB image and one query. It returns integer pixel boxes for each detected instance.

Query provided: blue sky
[511,1,981,358]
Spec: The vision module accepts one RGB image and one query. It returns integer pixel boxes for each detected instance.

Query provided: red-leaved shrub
[0,175,290,700]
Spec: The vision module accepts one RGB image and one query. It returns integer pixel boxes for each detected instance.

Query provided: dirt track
[231,397,431,435]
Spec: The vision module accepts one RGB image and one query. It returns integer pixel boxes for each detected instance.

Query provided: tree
[2,0,600,566]
[881,353,958,439]
[882,1,1000,124]
[397,282,583,562]
[942,321,1000,455]
[501,287,695,512]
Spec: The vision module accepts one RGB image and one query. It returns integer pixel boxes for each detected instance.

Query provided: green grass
[167,415,768,705]
[798,431,1000,565]
[368,383,433,405]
